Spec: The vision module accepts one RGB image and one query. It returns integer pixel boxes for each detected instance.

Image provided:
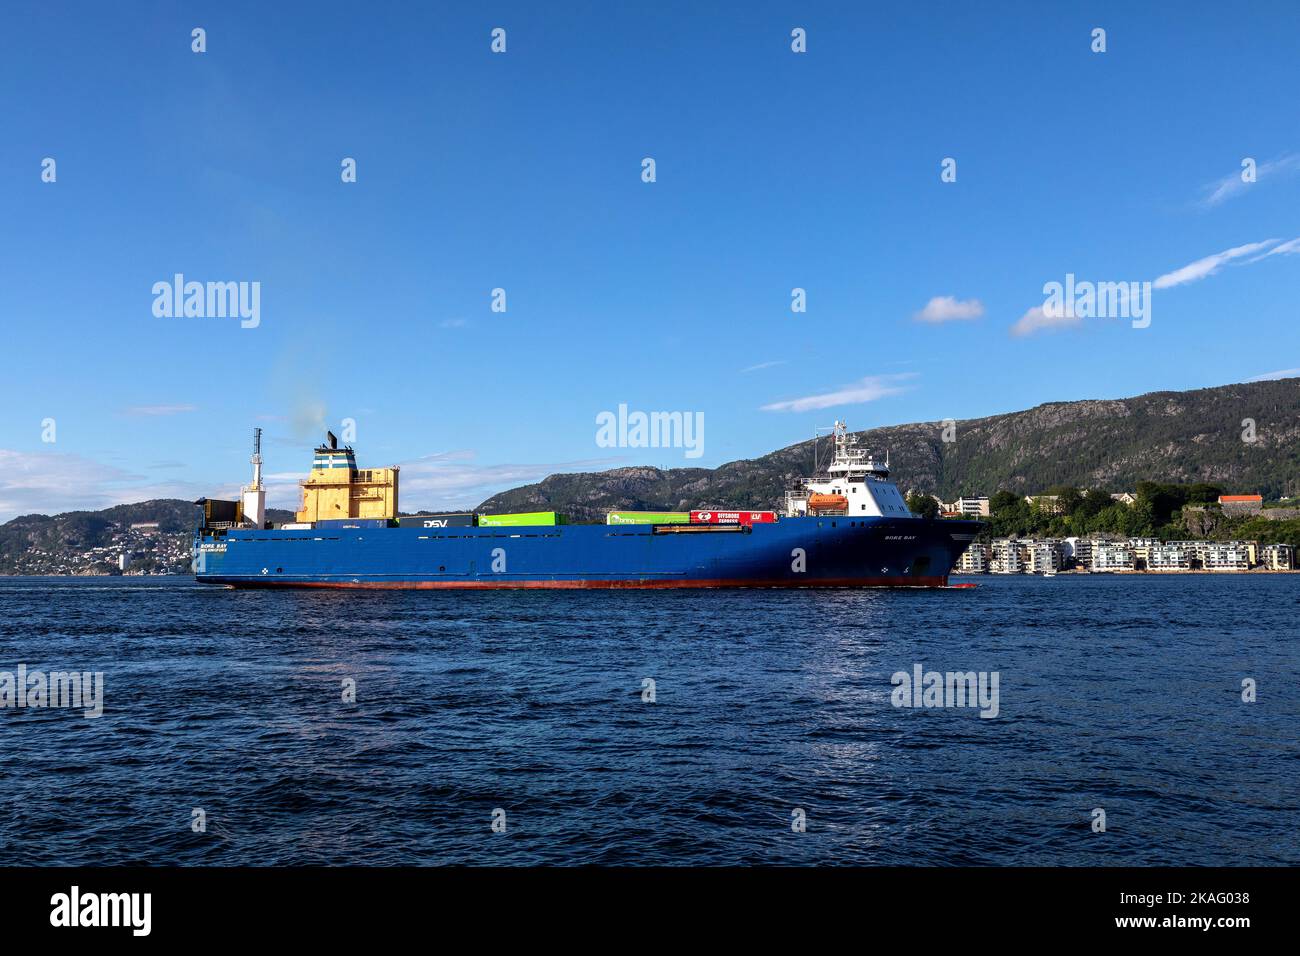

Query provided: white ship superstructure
[783,421,915,519]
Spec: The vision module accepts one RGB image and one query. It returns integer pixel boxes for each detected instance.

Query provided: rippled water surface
[0,574,1295,865]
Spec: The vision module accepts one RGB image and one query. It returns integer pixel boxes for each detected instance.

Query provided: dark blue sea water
[0,574,1295,866]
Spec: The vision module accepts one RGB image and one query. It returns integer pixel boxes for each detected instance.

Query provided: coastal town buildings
[989,538,1025,574]
[1201,542,1253,571]
[1091,542,1136,572]
[953,535,1283,574]
[5,523,191,576]
[931,496,991,517]
[1026,539,1064,574]
[1262,543,1295,570]
[1147,543,1191,571]
[956,542,989,573]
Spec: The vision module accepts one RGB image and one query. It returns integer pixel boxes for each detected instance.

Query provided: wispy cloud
[439,318,468,329]
[394,452,626,511]
[123,404,198,417]
[1013,235,1299,336]
[740,360,786,373]
[1154,239,1283,289]
[1246,367,1300,382]
[1245,236,1300,263]
[0,450,204,523]
[1010,305,1081,338]
[912,296,984,323]
[1199,153,1300,207]
[760,373,916,412]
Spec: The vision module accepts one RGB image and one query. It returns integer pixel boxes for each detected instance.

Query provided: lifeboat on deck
[807,493,849,515]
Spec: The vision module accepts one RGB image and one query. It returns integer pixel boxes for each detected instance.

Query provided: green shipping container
[606,511,691,525]
[477,511,564,527]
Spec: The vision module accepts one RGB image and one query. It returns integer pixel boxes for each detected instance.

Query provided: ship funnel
[327,430,338,450]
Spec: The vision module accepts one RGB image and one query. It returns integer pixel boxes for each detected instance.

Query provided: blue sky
[2,1,1298,519]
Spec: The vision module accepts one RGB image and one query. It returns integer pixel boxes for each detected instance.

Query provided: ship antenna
[251,427,263,490]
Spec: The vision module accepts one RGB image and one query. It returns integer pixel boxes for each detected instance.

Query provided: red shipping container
[690,510,777,524]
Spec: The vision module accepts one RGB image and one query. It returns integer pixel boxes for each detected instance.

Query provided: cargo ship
[193,424,980,589]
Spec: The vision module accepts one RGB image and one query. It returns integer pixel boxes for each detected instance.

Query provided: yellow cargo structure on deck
[296,441,399,523]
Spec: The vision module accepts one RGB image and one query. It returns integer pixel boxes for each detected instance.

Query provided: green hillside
[478,378,1300,522]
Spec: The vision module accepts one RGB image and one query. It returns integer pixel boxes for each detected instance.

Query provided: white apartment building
[990,538,1026,574]
[1063,537,1092,570]
[1092,542,1135,572]
[1262,543,1295,570]
[1147,543,1191,571]
[1027,539,1063,574]
[1202,542,1252,571]
[956,542,989,573]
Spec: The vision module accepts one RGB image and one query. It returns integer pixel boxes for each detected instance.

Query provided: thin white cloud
[395,452,626,511]
[760,373,916,413]
[1013,235,1300,335]
[913,296,985,323]
[1246,367,1300,382]
[1153,240,1280,289]
[439,318,468,329]
[1010,305,1082,337]
[1246,236,1300,263]
[0,450,204,523]
[123,404,198,416]
[740,360,786,373]
[1199,153,1300,207]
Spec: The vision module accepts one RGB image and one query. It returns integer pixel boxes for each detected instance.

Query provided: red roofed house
[1219,494,1263,514]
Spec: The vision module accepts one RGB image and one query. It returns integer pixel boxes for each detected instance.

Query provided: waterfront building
[1147,543,1191,571]
[956,542,989,573]
[990,538,1025,574]
[1027,539,1063,574]
[1202,542,1252,571]
[1092,542,1134,572]
[1262,543,1295,570]
[1064,536,1092,570]
[1126,538,1160,570]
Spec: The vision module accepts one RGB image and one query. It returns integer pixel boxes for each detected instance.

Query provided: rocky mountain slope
[477,379,1300,522]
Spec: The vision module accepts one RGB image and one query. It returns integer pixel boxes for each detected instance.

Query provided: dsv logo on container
[50,886,151,936]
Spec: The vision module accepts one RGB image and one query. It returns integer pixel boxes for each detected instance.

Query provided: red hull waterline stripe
[215,576,951,590]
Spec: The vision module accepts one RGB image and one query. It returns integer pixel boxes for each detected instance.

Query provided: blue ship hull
[193,516,981,589]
